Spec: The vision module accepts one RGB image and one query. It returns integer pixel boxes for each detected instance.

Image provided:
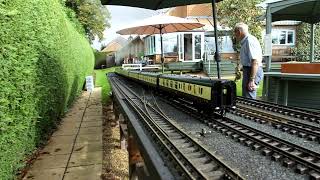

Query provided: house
[115,36,144,65]
[98,36,127,68]
[166,4,237,61]
[101,36,127,53]
[262,21,300,62]
[141,4,237,77]
[258,0,301,62]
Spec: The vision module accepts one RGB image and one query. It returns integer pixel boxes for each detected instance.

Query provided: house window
[272,30,295,45]
[163,33,178,56]
[194,34,202,59]
[145,36,156,55]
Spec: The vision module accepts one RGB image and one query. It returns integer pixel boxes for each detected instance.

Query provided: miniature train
[115,68,236,113]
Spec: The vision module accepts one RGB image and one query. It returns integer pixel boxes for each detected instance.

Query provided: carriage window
[170,81,173,87]
[223,89,227,94]
[188,85,192,91]
[175,82,178,89]
[200,87,203,95]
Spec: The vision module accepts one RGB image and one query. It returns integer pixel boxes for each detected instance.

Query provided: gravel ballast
[118,77,311,179]
[226,113,320,154]
[156,98,308,180]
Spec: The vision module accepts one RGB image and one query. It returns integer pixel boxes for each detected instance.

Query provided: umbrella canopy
[116,15,205,35]
[101,0,223,10]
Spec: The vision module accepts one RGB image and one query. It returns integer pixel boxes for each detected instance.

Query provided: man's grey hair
[235,22,249,35]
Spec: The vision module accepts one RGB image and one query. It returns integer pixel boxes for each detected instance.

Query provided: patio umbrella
[102,0,223,78]
[101,0,223,10]
[116,15,205,72]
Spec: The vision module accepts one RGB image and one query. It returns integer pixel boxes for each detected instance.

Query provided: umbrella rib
[142,25,150,34]
[180,23,198,31]
[171,23,179,32]
[195,18,205,31]
[207,18,214,27]
[151,25,160,34]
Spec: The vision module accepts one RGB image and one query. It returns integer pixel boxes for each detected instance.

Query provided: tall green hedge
[0,0,94,179]
[294,22,320,61]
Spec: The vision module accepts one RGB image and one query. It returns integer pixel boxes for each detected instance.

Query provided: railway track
[231,104,320,142]
[237,96,320,124]
[159,95,320,179]
[110,74,243,180]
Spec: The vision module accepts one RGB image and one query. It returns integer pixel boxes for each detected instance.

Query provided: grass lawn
[235,79,263,97]
[94,67,116,104]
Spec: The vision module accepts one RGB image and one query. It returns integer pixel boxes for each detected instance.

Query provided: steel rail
[236,97,320,124]
[110,76,197,179]
[111,76,243,179]
[232,104,320,142]
[160,95,320,178]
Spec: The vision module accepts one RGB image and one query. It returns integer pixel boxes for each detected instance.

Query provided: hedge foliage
[294,22,320,61]
[0,0,94,179]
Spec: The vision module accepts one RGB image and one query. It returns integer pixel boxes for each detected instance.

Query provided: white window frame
[178,33,184,61]
[177,32,204,62]
[192,32,204,61]
[271,29,295,46]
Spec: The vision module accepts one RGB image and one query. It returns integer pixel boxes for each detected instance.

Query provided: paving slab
[23,168,65,180]
[48,135,76,145]
[24,88,103,180]
[60,121,81,128]
[63,114,83,122]
[64,165,102,180]
[79,127,102,135]
[69,151,102,167]
[76,133,102,144]
[31,154,69,169]
[82,115,103,122]
[55,122,78,132]
[80,121,102,128]
[41,142,73,155]
[85,110,103,116]
[52,128,78,136]
[73,141,103,153]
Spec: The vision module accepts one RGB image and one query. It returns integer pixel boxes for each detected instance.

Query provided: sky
[92,6,162,50]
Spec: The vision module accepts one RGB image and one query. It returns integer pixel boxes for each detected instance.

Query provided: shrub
[0,0,94,179]
[293,22,320,61]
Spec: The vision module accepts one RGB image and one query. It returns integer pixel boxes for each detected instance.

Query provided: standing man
[234,22,264,99]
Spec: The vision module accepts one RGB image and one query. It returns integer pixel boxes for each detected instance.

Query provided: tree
[64,0,111,42]
[217,0,264,45]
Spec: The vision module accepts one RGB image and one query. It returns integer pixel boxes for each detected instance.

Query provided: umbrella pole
[211,0,221,79]
[160,26,164,73]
